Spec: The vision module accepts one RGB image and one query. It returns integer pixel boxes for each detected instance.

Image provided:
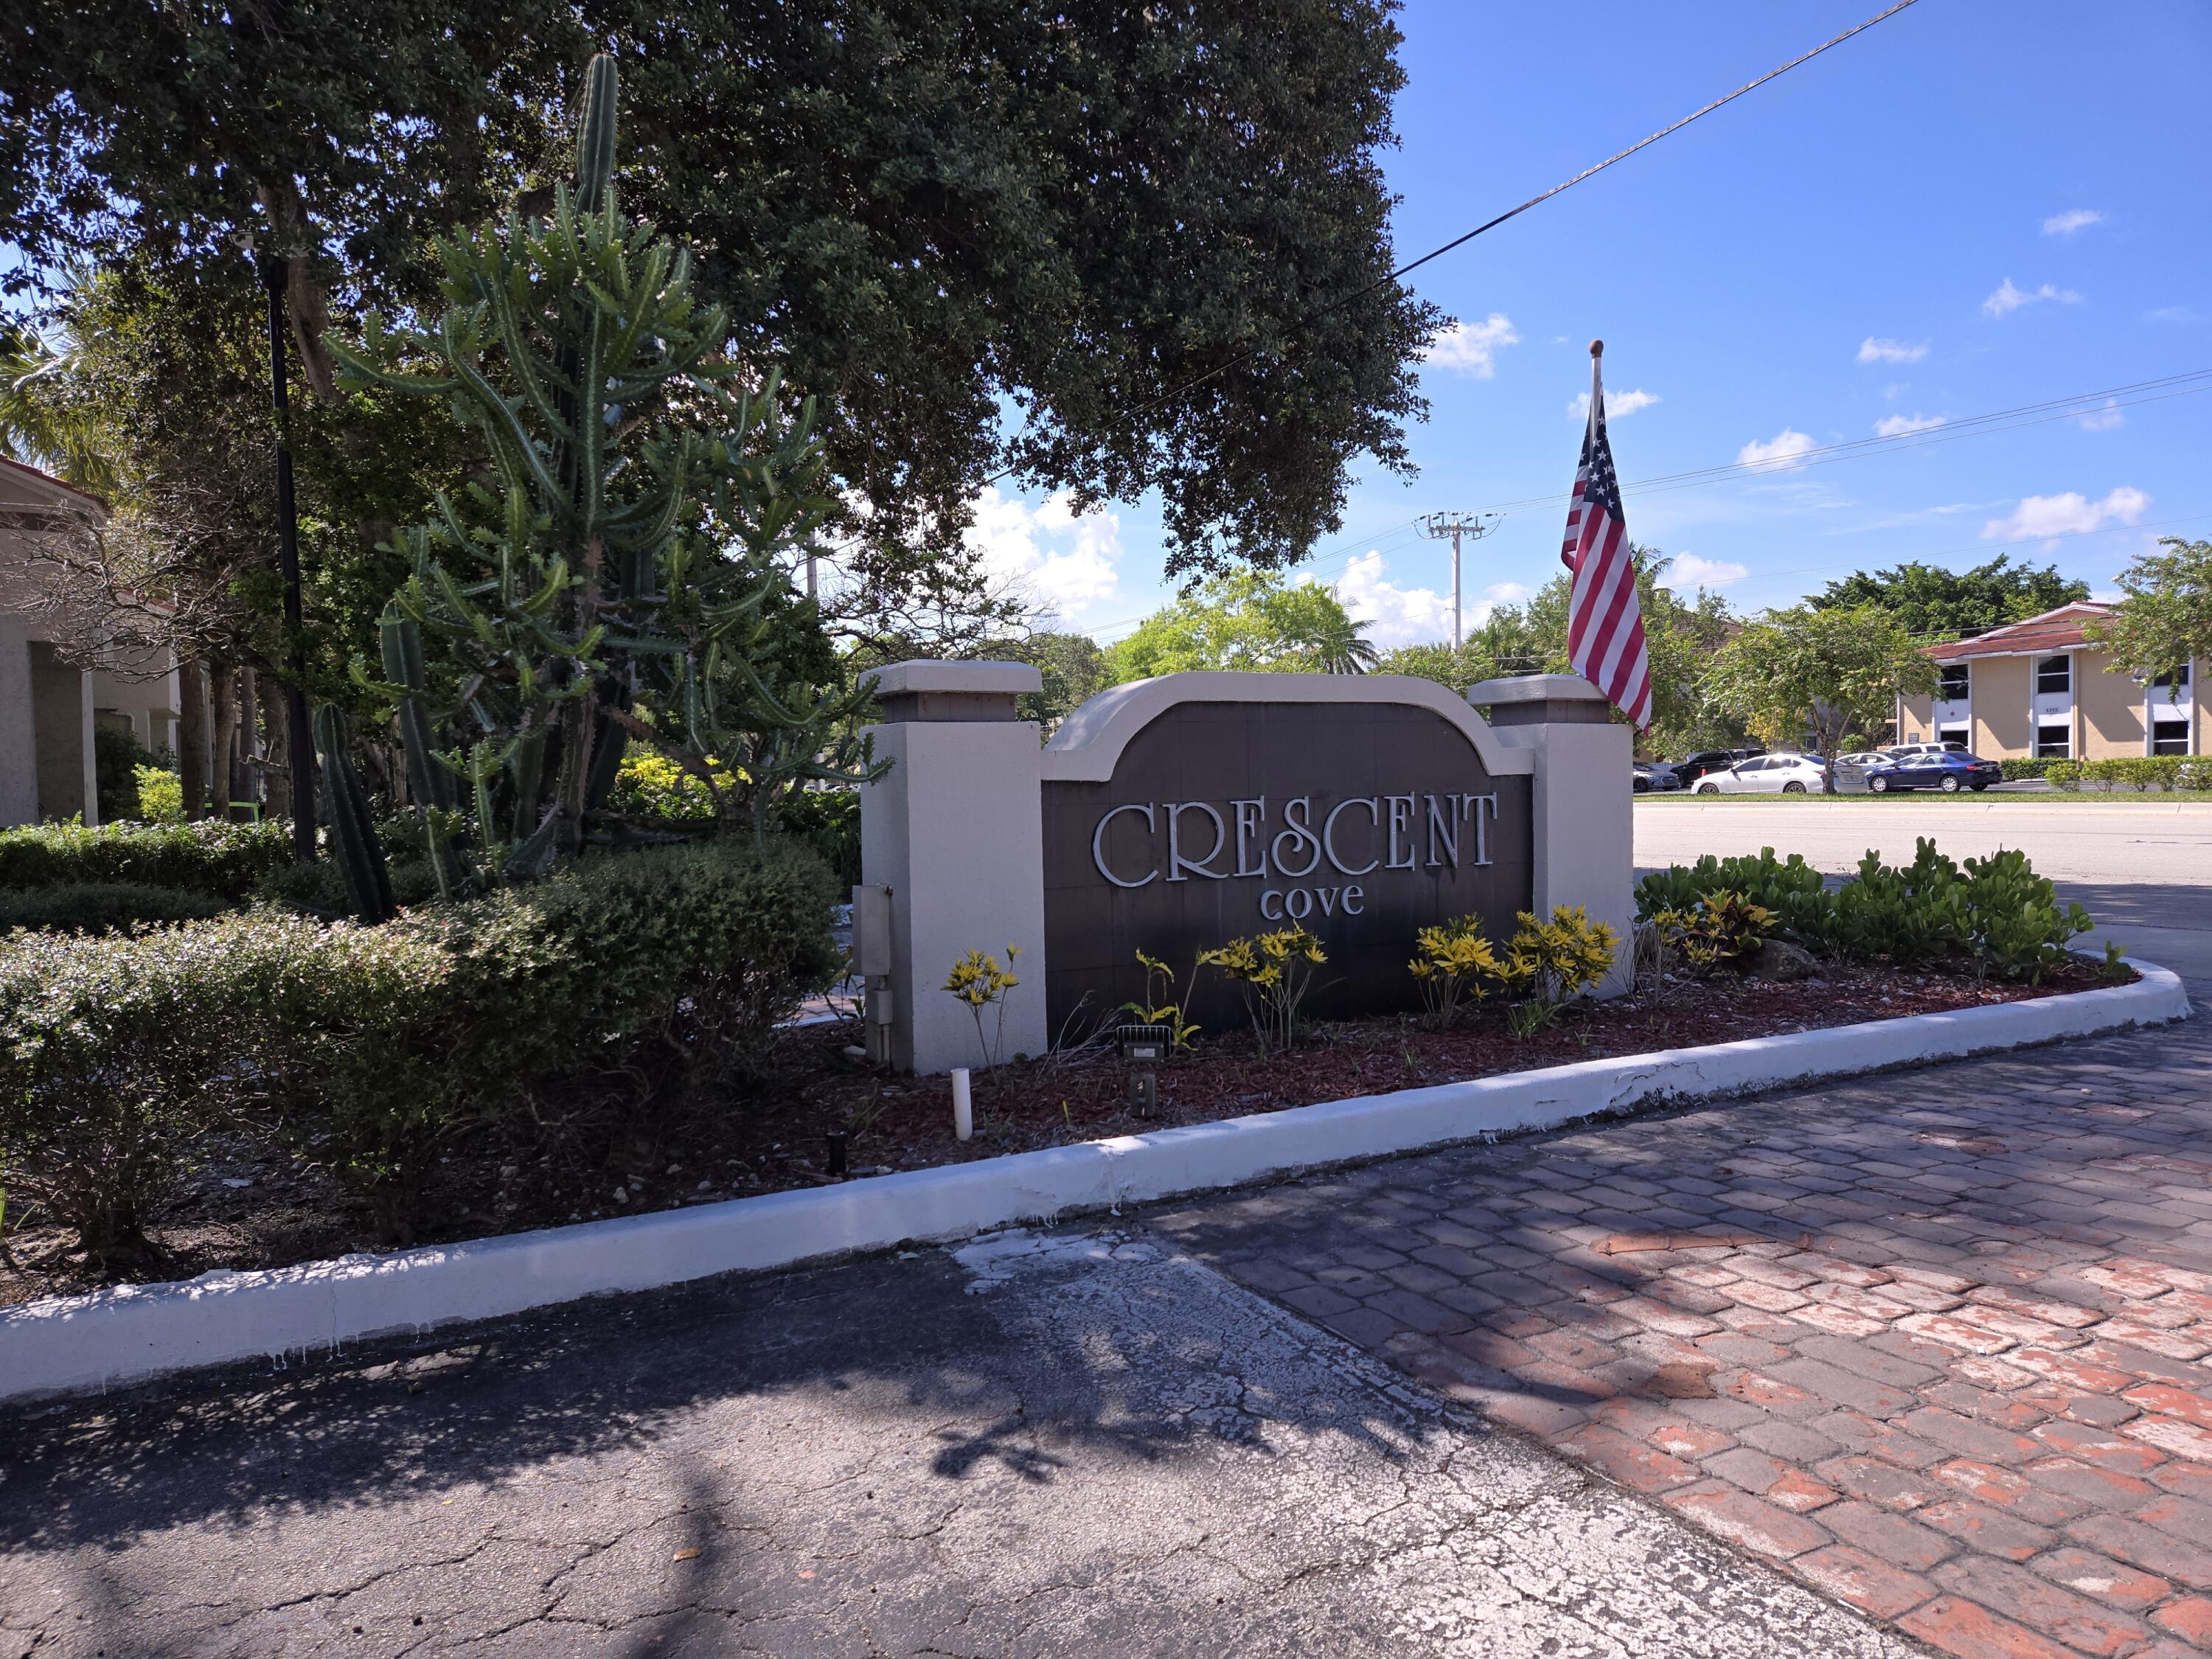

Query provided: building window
[2035,722,2072,758]
[1936,723,1969,748]
[2151,664,2191,689]
[2152,718,2191,757]
[1937,663,1969,700]
[2036,655,2072,695]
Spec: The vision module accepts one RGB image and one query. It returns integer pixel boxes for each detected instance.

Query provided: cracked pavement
[0,1229,1911,1657]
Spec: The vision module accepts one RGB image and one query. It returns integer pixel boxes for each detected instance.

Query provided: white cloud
[2079,400,2125,432]
[1569,388,1660,420]
[963,486,1124,621]
[2042,208,2103,237]
[1982,485,2149,542]
[1332,551,1456,647]
[1662,553,1749,590]
[2146,305,2200,325]
[1857,336,1929,364]
[1874,412,1946,437]
[1983,277,2082,318]
[1484,581,1531,604]
[1737,428,1818,469]
[1423,313,1519,378]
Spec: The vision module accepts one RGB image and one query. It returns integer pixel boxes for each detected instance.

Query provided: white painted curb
[1,957,2188,1406]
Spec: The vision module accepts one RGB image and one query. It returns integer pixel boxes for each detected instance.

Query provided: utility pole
[1417,512,1499,650]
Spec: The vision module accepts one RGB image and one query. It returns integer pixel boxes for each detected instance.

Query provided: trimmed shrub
[1638,837,2092,981]
[1999,758,2061,782]
[2046,760,2084,790]
[0,913,330,1259]
[0,837,841,1251]
[0,819,293,897]
[0,883,232,936]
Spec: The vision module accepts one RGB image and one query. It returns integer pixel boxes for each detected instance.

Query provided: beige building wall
[2078,648,2146,759]
[1899,691,1935,743]
[1972,656,2031,759]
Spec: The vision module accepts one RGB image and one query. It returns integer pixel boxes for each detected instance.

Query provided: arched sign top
[1040,672,1536,783]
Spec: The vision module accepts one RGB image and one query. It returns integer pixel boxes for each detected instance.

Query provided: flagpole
[1587,338,1604,441]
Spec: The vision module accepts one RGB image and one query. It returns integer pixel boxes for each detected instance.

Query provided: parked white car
[1691,754,1829,794]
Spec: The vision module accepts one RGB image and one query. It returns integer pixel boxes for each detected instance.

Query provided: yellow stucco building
[1895,602,2206,761]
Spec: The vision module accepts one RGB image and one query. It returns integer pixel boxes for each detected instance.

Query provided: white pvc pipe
[951,1068,973,1141]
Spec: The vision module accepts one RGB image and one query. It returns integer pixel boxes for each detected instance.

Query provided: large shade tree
[1703,603,1938,793]
[1811,556,2088,640]
[1107,571,1379,680]
[2083,537,2212,694]
[3,1,1435,590]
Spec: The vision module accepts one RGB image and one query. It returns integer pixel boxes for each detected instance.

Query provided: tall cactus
[312,703,397,923]
[333,50,883,872]
[378,605,465,900]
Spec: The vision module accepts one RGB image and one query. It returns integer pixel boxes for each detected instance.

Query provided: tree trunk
[176,659,209,819]
[209,664,236,820]
[237,667,262,809]
[264,686,293,823]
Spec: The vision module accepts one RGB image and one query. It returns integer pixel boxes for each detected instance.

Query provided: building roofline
[0,453,108,515]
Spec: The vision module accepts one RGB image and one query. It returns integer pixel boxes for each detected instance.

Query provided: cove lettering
[1091,793,1500,921]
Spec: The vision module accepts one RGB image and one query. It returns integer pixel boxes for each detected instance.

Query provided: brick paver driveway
[1152,1013,2212,1659]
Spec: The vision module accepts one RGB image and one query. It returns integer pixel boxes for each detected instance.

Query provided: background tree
[1703,603,1938,792]
[5,1,1434,589]
[2083,538,2212,698]
[1009,632,1113,734]
[1106,573,1378,681]
[1812,556,2088,639]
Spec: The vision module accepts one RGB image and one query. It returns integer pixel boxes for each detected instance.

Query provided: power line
[1477,369,2212,514]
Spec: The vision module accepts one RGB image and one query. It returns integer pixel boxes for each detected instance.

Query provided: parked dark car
[1672,746,1767,785]
[1865,749,2003,794]
[1632,761,1683,793]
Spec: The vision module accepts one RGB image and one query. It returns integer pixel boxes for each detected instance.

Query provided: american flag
[1559,347,1654,728]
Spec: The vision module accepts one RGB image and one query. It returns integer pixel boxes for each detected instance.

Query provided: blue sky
[974,0,2212,649]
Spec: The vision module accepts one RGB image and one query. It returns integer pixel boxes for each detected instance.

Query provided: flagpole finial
[1589,338,1604,358]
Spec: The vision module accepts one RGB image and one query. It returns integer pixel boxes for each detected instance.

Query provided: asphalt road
[1635,797,2212,984]
[0,1233,1912,1658]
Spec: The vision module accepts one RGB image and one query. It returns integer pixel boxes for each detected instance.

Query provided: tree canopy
[2084,538,2212,685]
[1703,603,1938,790]
[3,1,1435,581]
[1107,572,1379,681]
[1810,556,2088,640]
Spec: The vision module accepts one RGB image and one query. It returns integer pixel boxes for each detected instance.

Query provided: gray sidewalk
[0,1234,1911,1657]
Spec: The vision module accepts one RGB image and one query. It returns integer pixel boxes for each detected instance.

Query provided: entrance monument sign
[858,663,1629,1074]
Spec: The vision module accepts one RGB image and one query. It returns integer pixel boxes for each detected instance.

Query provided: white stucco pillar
[859,661,1049,1074]
[78,667,100,827]
[1467,674,1634,996]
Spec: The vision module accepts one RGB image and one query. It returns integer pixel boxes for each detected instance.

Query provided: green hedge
[2046,756,2212,792]
[1635,841,2092,982]
[0,838,840,1253]
[0,883,232,936]
[0,820,293,897]
[1998,758,2063,782]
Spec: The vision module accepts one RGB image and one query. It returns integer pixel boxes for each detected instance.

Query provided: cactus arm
[311,704,397,924]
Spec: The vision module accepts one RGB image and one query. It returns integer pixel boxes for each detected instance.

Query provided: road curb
[1,959,2188,1406]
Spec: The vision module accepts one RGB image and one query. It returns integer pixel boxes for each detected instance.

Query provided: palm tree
[0,320,118,496]
[1312,613,1380,675]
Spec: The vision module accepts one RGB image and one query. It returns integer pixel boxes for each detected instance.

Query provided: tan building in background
[1896,602,2205,761]
[1,457,183,827]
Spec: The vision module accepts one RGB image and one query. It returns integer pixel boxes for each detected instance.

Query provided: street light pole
[257,254,317,863]
[1417,512,1500,650]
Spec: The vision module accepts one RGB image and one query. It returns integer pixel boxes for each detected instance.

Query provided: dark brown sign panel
[1042,700,1534,1036]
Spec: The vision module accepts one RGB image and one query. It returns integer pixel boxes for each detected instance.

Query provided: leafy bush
[1638,836,2095,981]
[2046,760,2084,791]
[0,838,841,1250]
[1649,889,1773,973]
[2070,757,2207,793]
[0,819,292,897]
[92,725,163,824]
[1635,847,1840,953]
[0,883,231,936]
[2181,760,2212,792]
[1494,905,1619,1035]
[1408,914,1498,1029]
[0,914,329,1259]
[134,765,185,823]
[1959,847,2093,981]
[1999,758,2061,782]
[606,751,731,822]
[1200,928,1327,1056]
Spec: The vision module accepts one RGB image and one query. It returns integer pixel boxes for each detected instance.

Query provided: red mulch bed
[0,959,2118,1307]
